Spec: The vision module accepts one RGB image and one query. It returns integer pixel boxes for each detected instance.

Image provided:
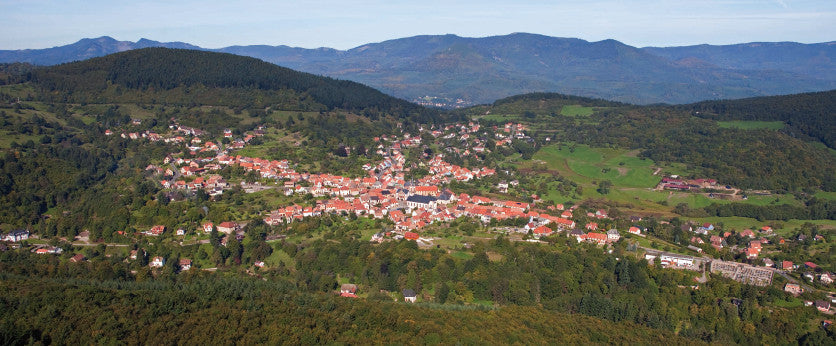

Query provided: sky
[0,0,834,50]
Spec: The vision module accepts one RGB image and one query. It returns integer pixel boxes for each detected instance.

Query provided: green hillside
[26,48,442,123]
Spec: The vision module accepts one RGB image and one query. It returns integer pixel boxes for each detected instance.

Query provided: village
[3,117,834,313]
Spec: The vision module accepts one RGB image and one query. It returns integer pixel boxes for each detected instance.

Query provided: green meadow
[560,105,595,116]
[532,144,660,188]
[528,143,812,214]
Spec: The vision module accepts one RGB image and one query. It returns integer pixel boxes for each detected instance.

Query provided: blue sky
[1,0,833,50]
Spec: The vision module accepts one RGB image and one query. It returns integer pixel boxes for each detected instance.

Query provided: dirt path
[652,167,662,176]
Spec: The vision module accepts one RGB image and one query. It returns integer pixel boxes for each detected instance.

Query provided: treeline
[703,198,836,221]
[683,90,836,149]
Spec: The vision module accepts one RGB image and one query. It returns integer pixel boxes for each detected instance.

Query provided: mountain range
[2,34,834,106]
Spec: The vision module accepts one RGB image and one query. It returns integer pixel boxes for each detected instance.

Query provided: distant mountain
[0,36,201,65]
[3,34,835,105]
[642,42,836,81]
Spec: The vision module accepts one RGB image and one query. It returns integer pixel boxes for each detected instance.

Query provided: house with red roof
[584,232,608,245]
[533,226,553,237]
[218,221,238,234]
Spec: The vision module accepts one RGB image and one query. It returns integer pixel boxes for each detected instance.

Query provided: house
[687,245,704,253]
[606,229,620,242]
[584,232,607,245]
[147,225,165,236]
[569,229,585,241]
[533,226,553,237]
[784,283,803,296]
[340,284,358,298]
[218,221,238,234]
[815,300,831,312]
[203,222,214,233]
[150,256,165,268]
[4,229,29,242]
[70,254,86,263]
[179,258,192,271]
[628,226,642,235]
[371,232,385,243]
[782,261,794,271]
[821,273,834,285]
[404,232,419,240]
[254,261,265,268]
[176,228,186,236]
[403,289,417,303]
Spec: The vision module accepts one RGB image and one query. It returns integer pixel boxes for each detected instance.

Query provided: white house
[606,229,620,242]
[4,229,29,242]
[150,256,165,268]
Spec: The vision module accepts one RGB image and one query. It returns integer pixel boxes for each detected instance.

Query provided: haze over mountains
[2,34,834,106]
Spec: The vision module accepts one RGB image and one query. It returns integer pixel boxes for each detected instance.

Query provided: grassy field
[560,105,595,116]
[690,216,836,234]
[532,144,660,188]
[815,191,836,201]
[526,143,814,215]
[717,120,785,130]
[475,113,520,122]
[264,247,295,268]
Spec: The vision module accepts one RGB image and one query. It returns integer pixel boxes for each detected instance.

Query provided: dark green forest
[683,90,836,149]
[1,233,832,345]
[24,48,446,124]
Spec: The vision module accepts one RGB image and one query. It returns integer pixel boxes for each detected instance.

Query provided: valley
[0,48,834,344]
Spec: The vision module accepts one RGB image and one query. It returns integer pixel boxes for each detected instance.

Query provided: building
[340,284,358,298]
[4,229,29,242]
[147,225,165,236]
[218,221,238,234]
[69,254,86,263]
[816,300,831,313]
[784,283,804,296]
[403,289,417,303]
[660,253,696,268]
[606,229,620,242]
[405,195,437,210]
[179,258,192,271]
[150,256,165,268]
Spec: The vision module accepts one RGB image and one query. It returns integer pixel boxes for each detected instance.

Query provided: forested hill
[25,48,435,119]
[462,91,836,191]
[681,90,836,149]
